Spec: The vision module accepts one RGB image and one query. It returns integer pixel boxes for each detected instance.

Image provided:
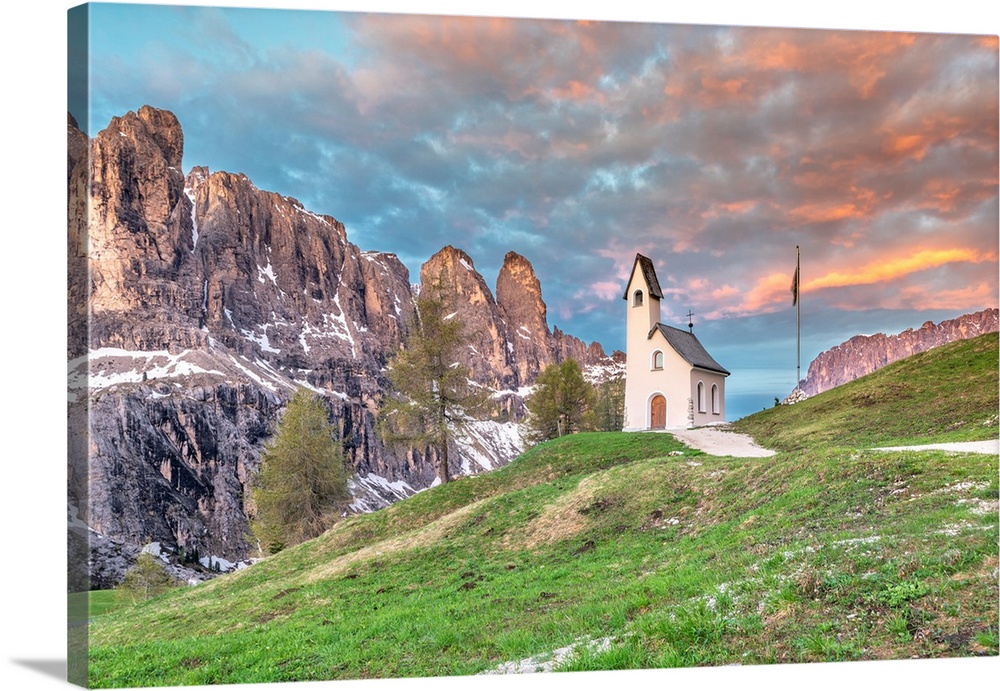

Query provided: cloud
[578,280,623,303]
[804,248,993,292]
[892,282,997,311]
[701,272,794,318]
[83,6,998,361]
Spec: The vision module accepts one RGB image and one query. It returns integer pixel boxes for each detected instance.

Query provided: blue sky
[68,1,999,419]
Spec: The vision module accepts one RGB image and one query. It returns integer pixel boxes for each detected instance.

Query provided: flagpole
[796,245,801,387]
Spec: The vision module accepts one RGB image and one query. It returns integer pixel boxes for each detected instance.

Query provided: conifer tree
[526,358,595,442]
[592,375,626,432]
[378,281,490,484]
[250,388,350,554]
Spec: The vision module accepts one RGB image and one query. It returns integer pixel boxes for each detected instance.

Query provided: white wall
[624,331,696,430]
[690,369,727,426]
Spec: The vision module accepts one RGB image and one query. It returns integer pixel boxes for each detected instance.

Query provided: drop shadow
[10,658,66,681]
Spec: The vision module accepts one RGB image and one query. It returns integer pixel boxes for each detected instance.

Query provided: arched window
[651,350,664,370]
[697,381,706,413]
[633,289,643,307]
[711,384,720,414]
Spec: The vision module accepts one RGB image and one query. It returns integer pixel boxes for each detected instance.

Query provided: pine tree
[250,388,350,554]
[526,359,595,442]
[378,283,490,484]
[592,375,626,432]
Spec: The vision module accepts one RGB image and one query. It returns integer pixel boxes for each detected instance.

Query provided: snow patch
[325,294,356,357]
[198,555,252,573]
[241,326,281,354]
[257,261,277,285]
[483,636,615,674]
[70,348,227,390]
[141,542,170,564]
[184,187,199,250]
[302,208,332,225]
[348,473,420,513]
[584,360,626,385]
[226,354,291,393]
[453,418,525,475]
[832,535,881,548]
[292,379,347,400]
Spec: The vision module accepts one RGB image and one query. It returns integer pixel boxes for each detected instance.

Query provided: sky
[67,1,998,420]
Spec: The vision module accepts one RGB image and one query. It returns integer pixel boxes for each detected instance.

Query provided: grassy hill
[734,332,999,451]
[85,336,999,687]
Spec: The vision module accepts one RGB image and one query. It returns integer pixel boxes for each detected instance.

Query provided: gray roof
[622,253,663,300]
[650,324,730,376]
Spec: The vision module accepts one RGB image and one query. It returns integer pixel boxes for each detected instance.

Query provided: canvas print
[67,2,999,688]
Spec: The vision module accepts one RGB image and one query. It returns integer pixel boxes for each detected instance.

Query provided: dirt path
[666,427,777,457]
[666,429,998,458]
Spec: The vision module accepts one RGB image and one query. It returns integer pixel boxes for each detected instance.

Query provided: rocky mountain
[789,309,999,399]
[419,246,613,416]
[68,106,614,584]
[496,250,563,386]
[420,246,519,393]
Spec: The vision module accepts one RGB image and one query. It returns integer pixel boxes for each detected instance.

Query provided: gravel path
[663,429,999,458]
[872,440,999,454]
[666,427,777,457]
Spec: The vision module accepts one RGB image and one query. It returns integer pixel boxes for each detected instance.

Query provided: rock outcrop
[420,246,518,391]
[496,250,554,385]
[69,106,618,581]
[794,309,999,398]
[419,247,614,410]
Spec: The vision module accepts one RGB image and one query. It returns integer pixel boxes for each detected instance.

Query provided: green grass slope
[734,331,999,451]
[86,337,999,687]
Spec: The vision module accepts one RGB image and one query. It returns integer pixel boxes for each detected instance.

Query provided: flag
[791,265,799,306]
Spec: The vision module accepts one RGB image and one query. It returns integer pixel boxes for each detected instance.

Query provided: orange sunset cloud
[701,246,994,319]
[788,202,866,224]
[804,248,992,291]
[723,272,793,316]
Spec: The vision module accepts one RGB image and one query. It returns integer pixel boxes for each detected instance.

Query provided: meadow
[85,333,999,686]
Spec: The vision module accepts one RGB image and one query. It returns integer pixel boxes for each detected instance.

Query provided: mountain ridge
[69,106,616,583]
[786,308,998,402]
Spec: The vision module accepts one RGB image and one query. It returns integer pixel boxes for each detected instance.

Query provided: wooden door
[650,395,666,429]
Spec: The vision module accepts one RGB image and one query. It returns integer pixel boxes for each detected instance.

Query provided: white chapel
[622,254,730,430]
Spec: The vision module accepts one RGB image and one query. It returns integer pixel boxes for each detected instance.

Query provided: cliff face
[496,250,554,386]
[69,106,616,581]
[420,246,518,391]
[795,309,999,398]
[419,247,613,408]
[494,250,610,384]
